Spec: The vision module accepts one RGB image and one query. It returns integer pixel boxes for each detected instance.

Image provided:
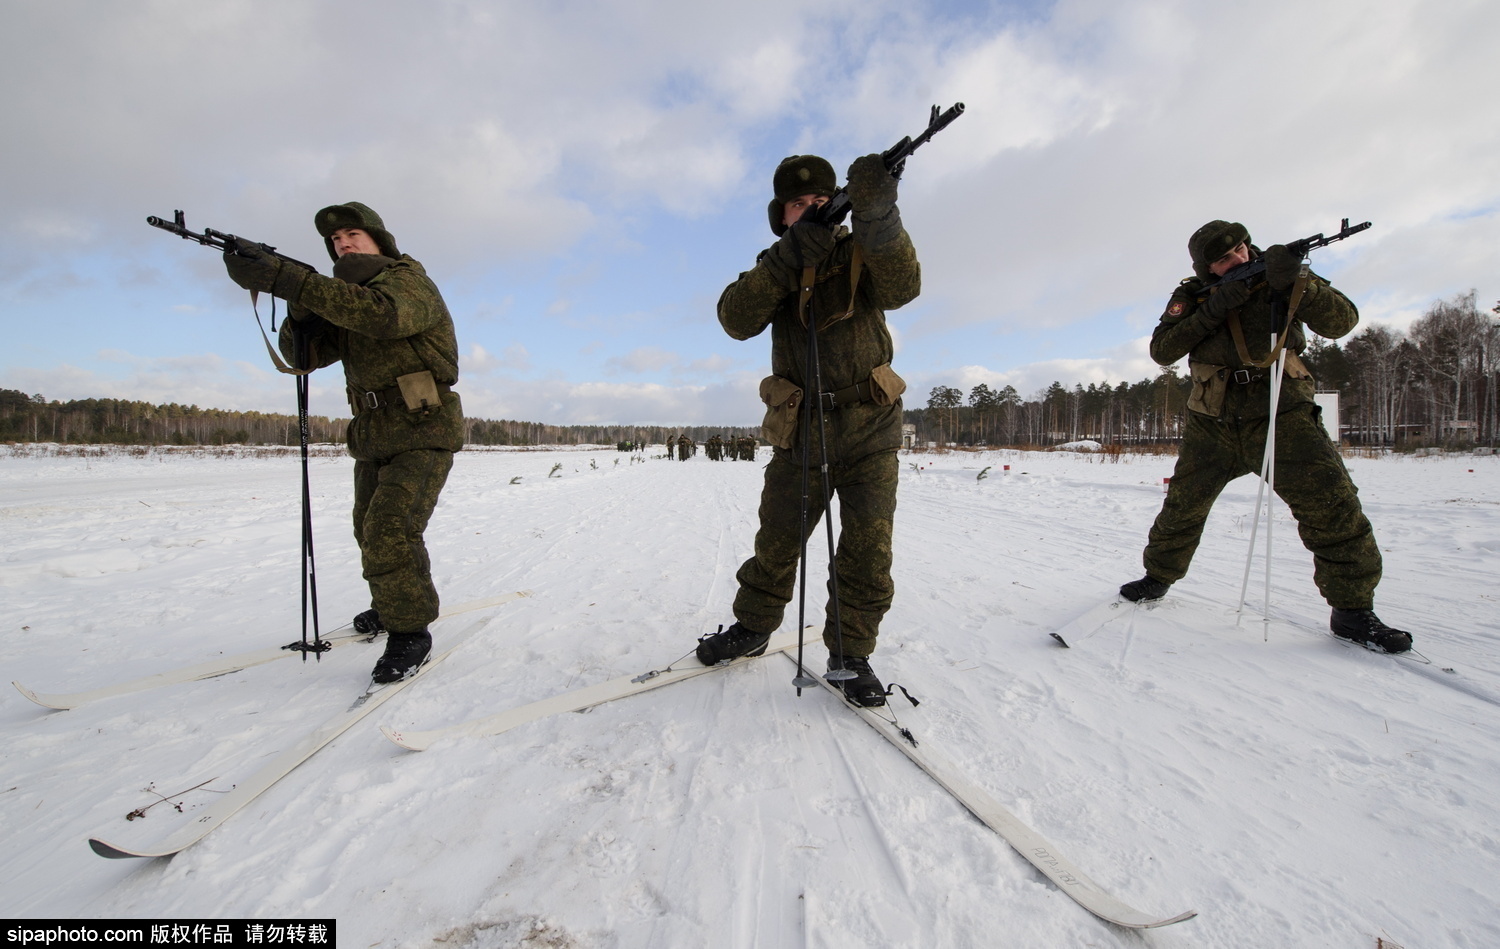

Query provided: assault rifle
[146,210,320,274]
[147,209,325,651]
[810,102,965,228]
[1199,218,1371,294]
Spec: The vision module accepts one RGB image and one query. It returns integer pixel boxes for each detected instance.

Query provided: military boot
[696,622,772,666]
[372,630,432,683]
[828,654,887,708]
[352,609,385,636]
[1331,609,1413,654]
[1120,576,1172,602]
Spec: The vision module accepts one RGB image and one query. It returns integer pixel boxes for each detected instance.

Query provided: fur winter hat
[1188,220,1251,280]
[314,202,400,262]
[767,155,837,236]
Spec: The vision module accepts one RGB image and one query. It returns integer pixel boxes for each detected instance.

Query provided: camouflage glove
[761,219,837,288]
[223,240,311,303]
[332,253,396,286]
[1196,279,1252,325]
[846,153,897,217]
[1262,244,1301,293]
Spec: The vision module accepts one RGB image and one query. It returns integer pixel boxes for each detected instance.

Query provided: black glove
[1262,244,1302,293]
[762,219,838,288]
[223,240,310,303]
[1197,279,1252,325]
[846,153,897,217]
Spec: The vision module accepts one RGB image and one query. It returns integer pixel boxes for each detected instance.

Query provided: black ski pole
[788,226,854,692]
[807,299,855,682]
[791,249,821,691]
[291,322,323,658]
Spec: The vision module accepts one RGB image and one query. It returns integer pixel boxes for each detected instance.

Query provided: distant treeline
[908,290,1500,450]
[7,291,1494,451]
[0,389,757,448]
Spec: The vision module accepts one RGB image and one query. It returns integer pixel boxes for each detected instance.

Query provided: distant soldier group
[664,433,757,461]
[703,434,758,461]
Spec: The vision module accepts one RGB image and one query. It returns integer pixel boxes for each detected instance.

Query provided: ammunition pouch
[1283,351,1313,380]
[758,375,804,450]
[868,363,906,406]
[1187,362,1229,418]
[349,372,451,417]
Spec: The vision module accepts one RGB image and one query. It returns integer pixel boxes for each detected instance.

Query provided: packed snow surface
[2,444,1497,948]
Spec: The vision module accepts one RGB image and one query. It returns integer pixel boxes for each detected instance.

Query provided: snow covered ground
[2,443,1497,948]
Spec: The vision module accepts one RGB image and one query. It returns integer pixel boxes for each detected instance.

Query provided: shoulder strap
[1226,267,1311,369]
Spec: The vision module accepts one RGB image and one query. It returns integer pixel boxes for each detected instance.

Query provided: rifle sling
[796,242,864,330]
[250,290,315,376]
[1227,268,1310,370]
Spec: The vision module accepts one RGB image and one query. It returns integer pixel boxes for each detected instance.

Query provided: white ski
[88,613,493,859]
[382,628,813,751]
[786,652,1197,930]
[1046,596,1129,648]
[15,591,531,710]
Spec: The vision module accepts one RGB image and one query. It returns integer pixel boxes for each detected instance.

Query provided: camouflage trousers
[352,448,454,632]
[1143,402,1381,609]
[733,449,898,658]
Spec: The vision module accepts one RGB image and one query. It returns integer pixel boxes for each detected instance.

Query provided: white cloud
[3,0,1496,426]
[463,343,531,375]
[605,347,679,375]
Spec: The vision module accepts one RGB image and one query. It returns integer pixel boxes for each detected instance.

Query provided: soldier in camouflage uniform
[1120,220,1411,653]
[223,202,464,681]
[694,154,920,705]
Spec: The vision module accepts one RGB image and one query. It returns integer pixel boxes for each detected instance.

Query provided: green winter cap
[314,202,400,262]
[1188,220,1251,279]
[767,155,837,236]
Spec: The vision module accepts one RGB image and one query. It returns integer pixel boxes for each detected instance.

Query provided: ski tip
[12,681,73,710]
[1142,909,1198,929]
[89,837,150,860]
[1048,633,1070,648]
[379,725,428,752]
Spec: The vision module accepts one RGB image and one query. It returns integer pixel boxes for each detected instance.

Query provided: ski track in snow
[1,446,1497,948]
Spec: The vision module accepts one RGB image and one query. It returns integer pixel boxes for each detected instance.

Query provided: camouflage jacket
[718,206,920,463]
[279,254,463,460]
[1151,256,1358,417]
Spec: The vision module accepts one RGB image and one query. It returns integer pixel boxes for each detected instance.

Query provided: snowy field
[2,443,1497,949]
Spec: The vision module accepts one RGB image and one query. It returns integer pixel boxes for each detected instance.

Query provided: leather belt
[1230,369,1264,384]
[819,379,874,411]
[348,382,451,416]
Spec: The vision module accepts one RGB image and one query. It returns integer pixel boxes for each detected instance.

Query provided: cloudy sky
[2,0,1496,426]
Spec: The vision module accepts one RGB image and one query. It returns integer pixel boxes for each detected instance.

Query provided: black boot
[828,654,887,708]
[372,630,432,683]
[352,609,385,636]
[1120,576,1171,602]
[1331,609,1412,654]
[696,623,772,666]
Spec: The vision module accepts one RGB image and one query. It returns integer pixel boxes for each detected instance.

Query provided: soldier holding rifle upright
[693,150,921,706]
[1119,220,1412,654]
